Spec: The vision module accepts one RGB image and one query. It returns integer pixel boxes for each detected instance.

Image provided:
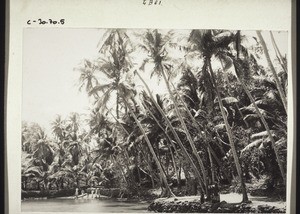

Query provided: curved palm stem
[121,95,175,198]
[219,60,249,128]
[142,101,182,187]
[171,82,228,183]
[207,59,249,203]
[160,65,209,195]
[233,62,286,184]
[269,31,287,73]
[135,69,206,194]
[256,31,287,113]
[105,107,138,187]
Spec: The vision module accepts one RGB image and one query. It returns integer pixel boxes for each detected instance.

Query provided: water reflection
[22,198,151,213]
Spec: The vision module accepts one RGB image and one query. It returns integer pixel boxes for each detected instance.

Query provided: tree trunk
[173,85,225,187]
[208,147,215,184]
[207,59,249,202]
[135,70,206,194]
[256,31,287,113]
[220,60,249,128]
[116,91,120,119]
[122,96,175,197]
[159,66,209,194]
[140,148,156,188]
[108,108,139,188]
[269,31,287,73]
[167,143,180,186]
[136,152,142,188]
[233,62,286,184]
[143,102,181,187]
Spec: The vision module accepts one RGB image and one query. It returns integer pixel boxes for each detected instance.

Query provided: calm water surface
[22,198,151,213]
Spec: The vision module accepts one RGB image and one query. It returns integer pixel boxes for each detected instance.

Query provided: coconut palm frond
[251,130,276,140]
[88,84,111,97]
[241,139,264,154]
[240,106,269,117]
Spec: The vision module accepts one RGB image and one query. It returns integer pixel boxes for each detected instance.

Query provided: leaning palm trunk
[207,59,249,202]
[207,147,215,184]
[143,102,182,188]
[167,143,179,183]
[116,91,120,119]
[135,70,206,194]
[159,65,209,195]
[256,31,287,113]
[233,62,286,184]
[107,108,140,190]
[171,83,228,183]
[139,146,157,188]
[270,31,287,73]
[220,61,249,128]
[122,96,175,197]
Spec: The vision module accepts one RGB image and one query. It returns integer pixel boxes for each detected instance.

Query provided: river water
[22,198,151,213]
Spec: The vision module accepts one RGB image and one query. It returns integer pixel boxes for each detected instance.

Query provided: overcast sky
[22,28,288,135]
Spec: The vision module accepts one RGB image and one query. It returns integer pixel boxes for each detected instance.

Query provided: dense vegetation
[22,29,287,203]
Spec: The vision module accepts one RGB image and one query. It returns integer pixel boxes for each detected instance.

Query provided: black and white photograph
[20,28,289,213]
[6,0,295,214]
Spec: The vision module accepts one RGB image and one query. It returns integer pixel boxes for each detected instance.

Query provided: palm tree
[91,135,129,188]
[22,122,46,153]
[31,130,55,169]
[188,29,249,202]
[256,31,287,113]
[171,80,225,186]
[230,31,286,183]
[269,32,287,73]
[134,69,206,195]
[118,82,175,197]
[77,59,99,93]
[83,29,175,196]
[51,115,66,142]
[137,29,212,196]
[90,29,133,118]
[21,152,42,190]
[140,92,182,187]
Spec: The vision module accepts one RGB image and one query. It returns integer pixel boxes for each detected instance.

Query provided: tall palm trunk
[122,96,175,197]
[207,59,249,202]
[171,83,226,184]
[233,63,286,184]
[159,65,209,195]
[235,31,286,184]
[269,31,287,73]
[135,152,142,188]
[167,143,179,184]
[143,102,181,188]
[116,91,120,119]
[207,147,215,184]
[107,107,140,189]
[256,31,287,113]
[135,70,206,194]
[139,146,156,188]
[220,60,249,128]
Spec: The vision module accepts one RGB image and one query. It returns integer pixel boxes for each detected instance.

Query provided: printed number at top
[143,0,162,5]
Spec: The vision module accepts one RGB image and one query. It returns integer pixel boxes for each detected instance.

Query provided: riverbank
[148,193,286,213]
[22,187,286,213]
[22,187,157,201]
